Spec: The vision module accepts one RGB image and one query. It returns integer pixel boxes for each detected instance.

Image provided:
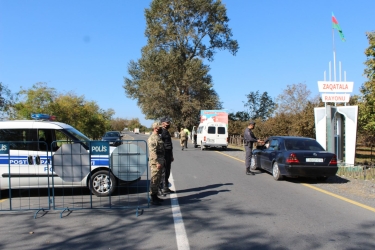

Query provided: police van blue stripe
[0,155,109,165]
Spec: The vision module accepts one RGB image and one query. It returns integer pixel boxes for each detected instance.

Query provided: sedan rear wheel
[272,162,283,181]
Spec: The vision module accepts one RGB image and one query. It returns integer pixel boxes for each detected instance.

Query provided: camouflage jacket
[148,133,165,165]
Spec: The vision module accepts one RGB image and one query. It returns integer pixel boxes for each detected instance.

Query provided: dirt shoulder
[311,175,375,208]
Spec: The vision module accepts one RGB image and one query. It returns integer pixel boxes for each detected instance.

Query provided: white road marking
[169,172,190,250]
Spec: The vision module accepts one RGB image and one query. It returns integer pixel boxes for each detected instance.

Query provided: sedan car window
[285,139,324,151]
[269,139,279,150]
[105,132,119,137]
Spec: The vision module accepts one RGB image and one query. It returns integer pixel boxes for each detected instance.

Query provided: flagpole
[333,29,336,82]
[332,27,337,106]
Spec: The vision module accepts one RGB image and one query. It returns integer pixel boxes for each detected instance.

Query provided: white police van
[196,121,228,150]
[0,114,145,196]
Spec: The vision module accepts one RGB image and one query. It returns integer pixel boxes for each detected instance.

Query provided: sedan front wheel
[272,162,283,181]
[250,155,258,170]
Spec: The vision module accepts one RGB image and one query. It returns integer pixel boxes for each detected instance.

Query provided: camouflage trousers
[150,163,163,195]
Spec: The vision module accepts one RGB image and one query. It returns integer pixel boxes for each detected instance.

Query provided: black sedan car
[251,136,338,181]
[101,131,123,146]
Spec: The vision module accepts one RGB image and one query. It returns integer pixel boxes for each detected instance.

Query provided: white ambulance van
[0,114,144,196]
[196,121,228,150]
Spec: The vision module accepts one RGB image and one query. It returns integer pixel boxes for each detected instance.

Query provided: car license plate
[306,158,323,162]
[207,138,215,143]
[109,142,114,145]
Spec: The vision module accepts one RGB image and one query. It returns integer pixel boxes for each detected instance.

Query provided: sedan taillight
[329,154,338,165]
[286,153,299,164]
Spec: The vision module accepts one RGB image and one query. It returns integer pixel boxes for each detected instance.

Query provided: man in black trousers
[244,121,262,175]
[159,117,174,194]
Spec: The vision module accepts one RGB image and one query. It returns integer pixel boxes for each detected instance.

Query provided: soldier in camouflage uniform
[148,121,165,205]
[180,128,186,150]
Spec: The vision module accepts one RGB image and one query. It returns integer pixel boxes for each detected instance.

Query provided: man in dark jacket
[160,117,174,194]
[244,121,262,175]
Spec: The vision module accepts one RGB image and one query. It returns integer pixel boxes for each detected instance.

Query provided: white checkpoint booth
[314,105,358,165]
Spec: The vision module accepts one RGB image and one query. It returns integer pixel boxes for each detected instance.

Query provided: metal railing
[337,163,375,181]
[0,140,149,218]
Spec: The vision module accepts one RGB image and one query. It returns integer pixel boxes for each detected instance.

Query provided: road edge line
[216,151,375,213]
[302,183,375,213]
[169,172,190,250]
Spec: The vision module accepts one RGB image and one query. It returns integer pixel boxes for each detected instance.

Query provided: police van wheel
[90,170,117,197]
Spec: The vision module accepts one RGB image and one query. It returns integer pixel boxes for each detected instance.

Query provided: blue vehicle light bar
[31,113,56,120]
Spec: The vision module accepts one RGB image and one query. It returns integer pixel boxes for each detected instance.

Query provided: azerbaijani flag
[332,12,345,41]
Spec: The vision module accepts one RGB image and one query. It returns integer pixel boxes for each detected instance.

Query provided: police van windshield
[65,128,90,144]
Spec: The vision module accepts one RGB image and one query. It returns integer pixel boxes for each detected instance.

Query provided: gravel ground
[221,147,375,209]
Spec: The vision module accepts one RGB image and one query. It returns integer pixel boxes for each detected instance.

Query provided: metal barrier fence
[0,141,51,218]
[0,140,149,218]
[337,163,375,181]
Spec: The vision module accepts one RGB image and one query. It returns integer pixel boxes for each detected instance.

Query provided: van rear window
[207,127,215,134]
[218,127,226,134]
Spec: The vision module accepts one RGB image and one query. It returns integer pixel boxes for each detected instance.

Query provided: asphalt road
[0,132,374,250]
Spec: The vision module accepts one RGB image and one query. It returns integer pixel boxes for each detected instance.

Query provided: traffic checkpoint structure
[314,31,358,165]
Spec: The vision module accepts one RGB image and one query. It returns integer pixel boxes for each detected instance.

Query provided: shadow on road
[174,183,233,205]
[175,183,233,194]
[0,179,149,199]
[286,175,350,184]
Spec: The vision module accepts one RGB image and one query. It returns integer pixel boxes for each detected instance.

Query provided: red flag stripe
[332,16,338,24]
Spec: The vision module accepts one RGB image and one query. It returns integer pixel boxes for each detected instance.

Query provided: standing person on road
[148,122,165,205]
[180,128,186,150]
[183,127,190,149]
[244,121,262,175]
[191,126,197,146]
[160,117,174,194]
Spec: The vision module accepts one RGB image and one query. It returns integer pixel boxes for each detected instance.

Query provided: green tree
[291,101,319,138]
[50,93,114,139]
[13,82,57,119]
[14,83,114,139]
[244,91,276,120]
[0,82,17,119]
[110,118,128,132]
[228,111,250,122]
[359,31,375,144]
[275,82,315,114]
[124,0,237,129]
[127,118,142,132]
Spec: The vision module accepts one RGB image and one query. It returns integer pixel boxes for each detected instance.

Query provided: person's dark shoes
[163,188,174,194]
[158,189,166,197]
[155,195,164,202]
[246,168,255,175]
[182,147,184,150]
[150,195,162,205]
